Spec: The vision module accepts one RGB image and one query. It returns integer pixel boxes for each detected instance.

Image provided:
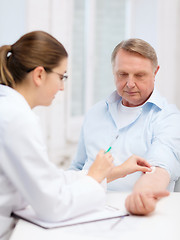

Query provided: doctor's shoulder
[0,94,38,133]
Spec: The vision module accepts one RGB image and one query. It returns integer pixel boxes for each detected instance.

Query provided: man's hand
[125,167,170,215]
[125,191,170,215]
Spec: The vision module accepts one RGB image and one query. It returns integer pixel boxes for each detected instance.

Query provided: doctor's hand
[119,155,152,177]
[107,155,152,183]
[125,191,170,215]
[87,150,114,183]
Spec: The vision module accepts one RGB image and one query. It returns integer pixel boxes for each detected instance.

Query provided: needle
[105,134,119,153]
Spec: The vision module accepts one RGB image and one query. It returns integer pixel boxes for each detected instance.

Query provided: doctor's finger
[137,166,152,173]
[104,152,112,158]
[104,153,114,161]
[136,158,151,168]
[98,149,106,155]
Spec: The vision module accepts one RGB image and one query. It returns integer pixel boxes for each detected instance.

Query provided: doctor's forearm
[106,166,126,183]
[133,167,170,192]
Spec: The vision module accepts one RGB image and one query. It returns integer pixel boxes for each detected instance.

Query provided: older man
[70,38,180,215]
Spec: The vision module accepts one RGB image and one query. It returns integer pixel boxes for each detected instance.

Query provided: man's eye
[136,74,144,78]
[118,73,128,77]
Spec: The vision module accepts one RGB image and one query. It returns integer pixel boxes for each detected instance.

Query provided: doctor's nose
[59,81,64,91]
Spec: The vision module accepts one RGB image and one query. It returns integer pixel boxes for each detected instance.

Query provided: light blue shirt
[70,88,180,191]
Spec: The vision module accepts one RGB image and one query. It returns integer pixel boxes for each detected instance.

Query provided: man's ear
[154,65,160,76]
[32,66,46,87]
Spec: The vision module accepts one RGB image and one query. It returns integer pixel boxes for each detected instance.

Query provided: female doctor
[0,31,152,240]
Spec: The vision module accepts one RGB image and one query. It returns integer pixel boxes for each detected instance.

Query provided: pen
[110,216,125,229]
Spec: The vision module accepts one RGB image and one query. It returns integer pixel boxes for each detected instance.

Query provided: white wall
[127,0,157,47]
[0,0,180,166]
[157,0,180,108]
[128,0,180,108]
[0,0,26,45]
[26,0,73,165]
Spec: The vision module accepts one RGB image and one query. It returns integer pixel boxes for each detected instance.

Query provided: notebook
[12,205,129,229]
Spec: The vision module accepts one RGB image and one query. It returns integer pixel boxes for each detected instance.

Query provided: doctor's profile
[0,31,154,240]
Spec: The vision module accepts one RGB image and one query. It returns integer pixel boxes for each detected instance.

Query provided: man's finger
[153,191,170,199]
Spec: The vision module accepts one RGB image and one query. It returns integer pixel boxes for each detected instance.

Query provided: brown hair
[111,38,158,70]
[0,31,68,88]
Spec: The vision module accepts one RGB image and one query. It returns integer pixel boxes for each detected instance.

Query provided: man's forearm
[133,167,170,192]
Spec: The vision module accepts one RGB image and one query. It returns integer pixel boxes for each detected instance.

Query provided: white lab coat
[0,85,106,239]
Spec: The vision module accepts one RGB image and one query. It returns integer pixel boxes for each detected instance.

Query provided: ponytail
[0,45,15,88]
[0,31,68,89]
[0,31,68,88]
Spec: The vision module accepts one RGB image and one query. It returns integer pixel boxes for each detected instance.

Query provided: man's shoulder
[157,92,180,117]
[86,90,119,115]
[82,99,109,126]
[146,89,180,117]
[87,99,107,115]
[147,99,180,129]
[161,103,180,122]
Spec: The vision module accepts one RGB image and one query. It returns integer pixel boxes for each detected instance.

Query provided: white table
[10,192,180,240]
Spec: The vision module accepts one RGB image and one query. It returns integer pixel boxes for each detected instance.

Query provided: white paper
[13,206,128,229]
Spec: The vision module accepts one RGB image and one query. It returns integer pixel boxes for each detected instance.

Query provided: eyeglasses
[50,71,68,82]
[26,67,68,82]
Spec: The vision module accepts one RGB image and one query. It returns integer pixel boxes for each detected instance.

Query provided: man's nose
[126,76,135,88]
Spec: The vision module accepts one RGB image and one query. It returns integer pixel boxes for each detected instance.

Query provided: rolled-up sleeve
[145,110,180,181]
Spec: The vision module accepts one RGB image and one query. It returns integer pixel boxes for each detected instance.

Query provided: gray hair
[111,38,158,70]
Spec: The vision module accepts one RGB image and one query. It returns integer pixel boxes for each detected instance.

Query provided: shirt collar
[106,88,163,110]
[106,90,121,105]
[145,88,163,110]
